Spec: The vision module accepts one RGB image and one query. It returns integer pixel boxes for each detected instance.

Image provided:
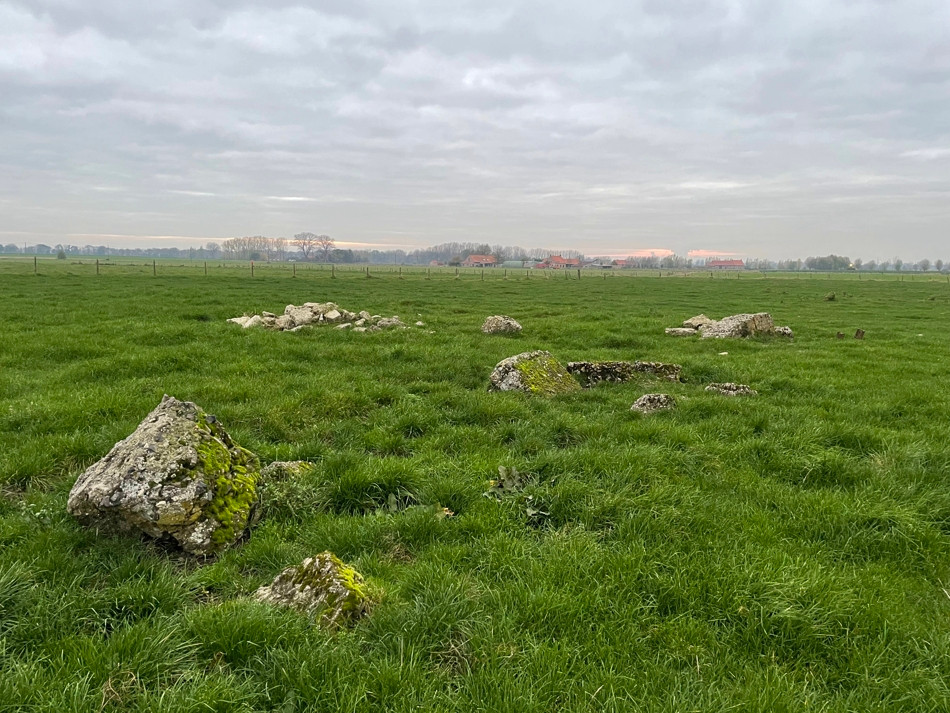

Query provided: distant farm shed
[707,259,745,270]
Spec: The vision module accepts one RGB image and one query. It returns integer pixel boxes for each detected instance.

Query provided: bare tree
[268,237,287,262]
[936,259,944,273]
[317,234,335,261]
[205,242,221,259]
[918,258,931,272]
[293,232,318,261]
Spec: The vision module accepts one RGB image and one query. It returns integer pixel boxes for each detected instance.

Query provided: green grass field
[2,261,950,711]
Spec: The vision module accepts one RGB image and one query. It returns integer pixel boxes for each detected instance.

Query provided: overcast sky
[1,1,948,259]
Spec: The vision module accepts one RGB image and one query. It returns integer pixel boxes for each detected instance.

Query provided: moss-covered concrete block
[67,395,260,556]
[254,552,371,627]
[488,351,580,396]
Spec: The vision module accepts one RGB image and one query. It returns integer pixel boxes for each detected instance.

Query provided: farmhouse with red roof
[537,255,581,269]
[461,254,497,267]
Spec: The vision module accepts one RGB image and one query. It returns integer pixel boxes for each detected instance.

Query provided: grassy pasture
[1,262,950,711]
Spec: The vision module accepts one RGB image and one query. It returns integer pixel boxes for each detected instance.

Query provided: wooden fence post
[251,261,254,277]
[153,260,156,276]
[96,259,99,275]
[204,261,208,276]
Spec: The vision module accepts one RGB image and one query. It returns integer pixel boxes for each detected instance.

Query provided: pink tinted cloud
[687,249,743,258]
[601,248,674,259]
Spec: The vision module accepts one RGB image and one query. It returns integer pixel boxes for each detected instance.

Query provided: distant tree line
[2,242,947,272]
[3,242,226,259]
[788,255,945,272]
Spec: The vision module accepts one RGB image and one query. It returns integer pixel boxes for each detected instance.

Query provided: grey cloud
[1,0,949,258]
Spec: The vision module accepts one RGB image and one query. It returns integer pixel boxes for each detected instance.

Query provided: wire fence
[2,255,949,283]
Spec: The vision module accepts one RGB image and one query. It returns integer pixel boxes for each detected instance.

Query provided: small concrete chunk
[254,553,371,627]
[376,317,406,329]
[630,393,676,414]
[705,383,757,396]
[683,314,714,329]
[482,315,523,334]
[260,460,316,482]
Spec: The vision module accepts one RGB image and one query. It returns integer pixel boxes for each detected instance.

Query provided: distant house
[462,254,497,268]
[429,259,444,266]
[537,255,581,269]
[585,259,613,269]
[707,259,744,270]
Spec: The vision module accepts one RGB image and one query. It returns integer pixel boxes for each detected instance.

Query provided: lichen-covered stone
[67,395,260,556]
[700,313,775,339]
[630,393,676,414]
[775,326,794,338]
[665,327,697,336]
[705,383,757,396]
[482,315,523,334]
[489,351,581,396]
[254,553,370,627]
